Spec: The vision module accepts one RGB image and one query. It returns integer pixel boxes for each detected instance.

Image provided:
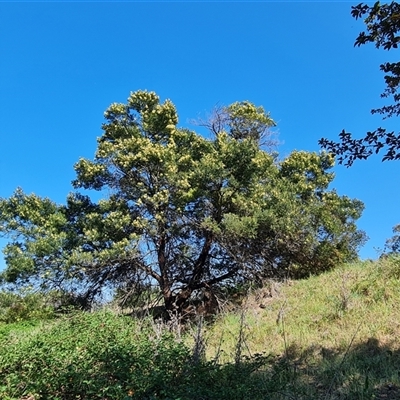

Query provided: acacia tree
[319,1,400,165]
[0,91,366,316]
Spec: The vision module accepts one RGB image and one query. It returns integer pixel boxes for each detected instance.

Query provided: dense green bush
[0,311,279,400]
[0,311,189,399]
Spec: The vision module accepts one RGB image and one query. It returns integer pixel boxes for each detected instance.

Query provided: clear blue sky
[1,2,399,267]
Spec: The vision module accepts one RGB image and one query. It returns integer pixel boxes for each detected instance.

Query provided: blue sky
[1,2,399,267]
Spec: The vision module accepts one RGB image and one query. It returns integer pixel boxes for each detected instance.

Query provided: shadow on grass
[272,337,400,399]
[124,337,400,400]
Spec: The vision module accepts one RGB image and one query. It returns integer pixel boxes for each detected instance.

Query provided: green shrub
[0,311,192,399]
[0,310,285,400]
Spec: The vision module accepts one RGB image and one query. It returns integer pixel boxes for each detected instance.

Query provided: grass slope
[204,257,400,398]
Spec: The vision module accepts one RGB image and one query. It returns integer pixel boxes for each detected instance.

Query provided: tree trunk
[162,287,192,319]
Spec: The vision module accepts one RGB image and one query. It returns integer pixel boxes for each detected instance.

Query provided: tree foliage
[384,223,400,254]
[319,1,400,165]
[0,91,366,316]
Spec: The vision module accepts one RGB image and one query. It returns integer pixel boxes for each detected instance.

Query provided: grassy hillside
[1,257,400,399]
[201,257,400,398]
[206,257,400,359]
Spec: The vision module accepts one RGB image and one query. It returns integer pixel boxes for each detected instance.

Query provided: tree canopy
[0,91,366,316]
[319,1,400,165]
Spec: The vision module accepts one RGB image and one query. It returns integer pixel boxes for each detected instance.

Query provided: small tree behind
[383,224,400,255]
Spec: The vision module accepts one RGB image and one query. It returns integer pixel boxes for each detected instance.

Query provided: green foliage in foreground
[0,311,280,400]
